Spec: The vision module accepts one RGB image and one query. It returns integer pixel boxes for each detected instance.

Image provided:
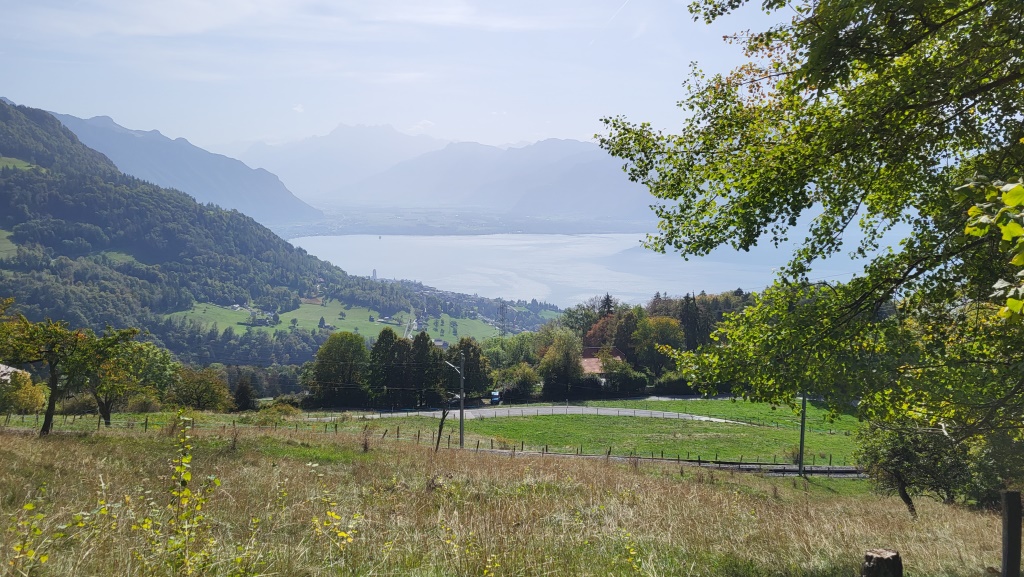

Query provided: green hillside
[0,100,423,363]
[168,302,498,344]
[0,229,16,259]
[0,155,34,170]
[0,100,535,364]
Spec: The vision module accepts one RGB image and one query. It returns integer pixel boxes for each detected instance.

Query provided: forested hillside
[0,100,418,362]
[0,100,558,364]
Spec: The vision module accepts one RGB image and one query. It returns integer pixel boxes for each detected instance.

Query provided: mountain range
[240,123,449,202]
[242,128,656,225]
[35,102,656,233]
[50,112,323,226]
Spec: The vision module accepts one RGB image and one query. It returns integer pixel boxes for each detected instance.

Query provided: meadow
[0,229,17,259]
[0,421,1001,576]
[166,301,498,344]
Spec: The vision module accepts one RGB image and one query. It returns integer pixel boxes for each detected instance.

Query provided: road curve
[357,405,740,423]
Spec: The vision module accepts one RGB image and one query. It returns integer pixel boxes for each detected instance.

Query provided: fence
[1,409,859,476]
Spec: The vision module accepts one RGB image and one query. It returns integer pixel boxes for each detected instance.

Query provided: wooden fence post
[862,549,903,577]
[1004,491,1022,577]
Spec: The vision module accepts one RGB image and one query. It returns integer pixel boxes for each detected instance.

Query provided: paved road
[357,405,740,423]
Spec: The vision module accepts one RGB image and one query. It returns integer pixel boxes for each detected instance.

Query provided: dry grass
[0,427,1001,576]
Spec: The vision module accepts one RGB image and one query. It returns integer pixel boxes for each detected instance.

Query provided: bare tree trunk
[434,407,449,453]
[96,396,113,427]
[39,372,60,436]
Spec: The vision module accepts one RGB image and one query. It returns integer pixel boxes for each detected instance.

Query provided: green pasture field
[166,302,497,344]
[583,398,862,434]
[99,250,139,264]
[396,413,860,465]
[0,156,34,170]
[0,229,17,259]
[2,406,856,465]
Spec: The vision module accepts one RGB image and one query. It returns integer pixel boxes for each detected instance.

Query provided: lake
[290,233,865,308]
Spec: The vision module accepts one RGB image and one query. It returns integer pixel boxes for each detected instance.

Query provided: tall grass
[0,426,1001,576]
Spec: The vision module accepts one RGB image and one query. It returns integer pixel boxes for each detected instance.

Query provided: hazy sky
[2,1,772,151]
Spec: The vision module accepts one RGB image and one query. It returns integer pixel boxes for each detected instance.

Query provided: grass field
[0,229,17,259]
[2,398,859,465]
[583,398,862,434]
[167,302,498,344]
[0,156,34,170]
[0,425,1001,575]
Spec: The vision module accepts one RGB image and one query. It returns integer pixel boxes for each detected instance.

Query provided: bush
[58,393,98,415]
[239,402,300,426]
[652,372,695,395]
[125,390,162,413]
[491,363,539,402]
[3,373,48,414]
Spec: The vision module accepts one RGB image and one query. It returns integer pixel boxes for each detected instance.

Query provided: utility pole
[798,392,807,477]
[444,351,466,449]
[459,351,465,449]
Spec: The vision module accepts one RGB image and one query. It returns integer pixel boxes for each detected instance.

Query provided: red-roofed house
[581,347,625,376]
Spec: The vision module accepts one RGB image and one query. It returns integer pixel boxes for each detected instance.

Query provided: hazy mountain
[240,124,448,202]
[331,138,655,222]
[51,112,323,226]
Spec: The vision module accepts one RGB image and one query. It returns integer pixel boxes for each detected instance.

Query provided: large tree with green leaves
[599,0,1024,439]
[0,306,138,434]
[307,331,370,407]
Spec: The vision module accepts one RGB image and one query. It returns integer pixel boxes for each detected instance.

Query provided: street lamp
[444,351,465,449]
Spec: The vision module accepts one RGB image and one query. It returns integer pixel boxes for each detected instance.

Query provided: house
[580,347,625,376]
[433,339,449,351]
[0,363,28,384]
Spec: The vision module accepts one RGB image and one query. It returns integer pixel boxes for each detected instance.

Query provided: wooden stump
[862,549,903,577]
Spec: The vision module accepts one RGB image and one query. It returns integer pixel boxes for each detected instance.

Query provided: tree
[445,338,490,397]
[631,316,685,377]
[0,311,138,435]
[233,375,258,412]
[410,332,444,408]
[307,331,369,407]
[538,328,583,399]
[365,328,409,408]
[856,422,972,516]
[0,370,46,414]
[166,366,233,411]
[599,0,1024,437]
[491,362,539,401]
[90,341,178,426]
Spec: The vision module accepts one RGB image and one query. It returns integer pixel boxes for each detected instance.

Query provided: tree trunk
[434,408,449,453]
[862,549,903,577]
[96,398,113,427]
[39,372,60,436]
[892,473,917,518]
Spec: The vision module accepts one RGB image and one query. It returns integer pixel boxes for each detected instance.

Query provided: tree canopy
[599,0,1024,440]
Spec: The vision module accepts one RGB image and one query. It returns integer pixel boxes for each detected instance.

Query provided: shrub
[652,372,694,395]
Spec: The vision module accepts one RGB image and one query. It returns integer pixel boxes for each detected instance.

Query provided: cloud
[293,104,305,113]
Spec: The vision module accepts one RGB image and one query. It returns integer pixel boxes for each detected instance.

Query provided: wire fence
[0,408,861,476]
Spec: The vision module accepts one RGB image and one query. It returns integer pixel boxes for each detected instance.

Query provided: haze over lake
[291,234,864,308]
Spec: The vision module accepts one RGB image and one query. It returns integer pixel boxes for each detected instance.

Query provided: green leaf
[1002,184,1024,207]
[1007,298,1024,314]
[1001,221,1024,241]
[1011,253,1024,266]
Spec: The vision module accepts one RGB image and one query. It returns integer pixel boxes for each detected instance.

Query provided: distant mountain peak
[52,111,323,226]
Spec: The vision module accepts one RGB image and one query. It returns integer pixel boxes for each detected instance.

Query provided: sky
[0,0,774,152]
